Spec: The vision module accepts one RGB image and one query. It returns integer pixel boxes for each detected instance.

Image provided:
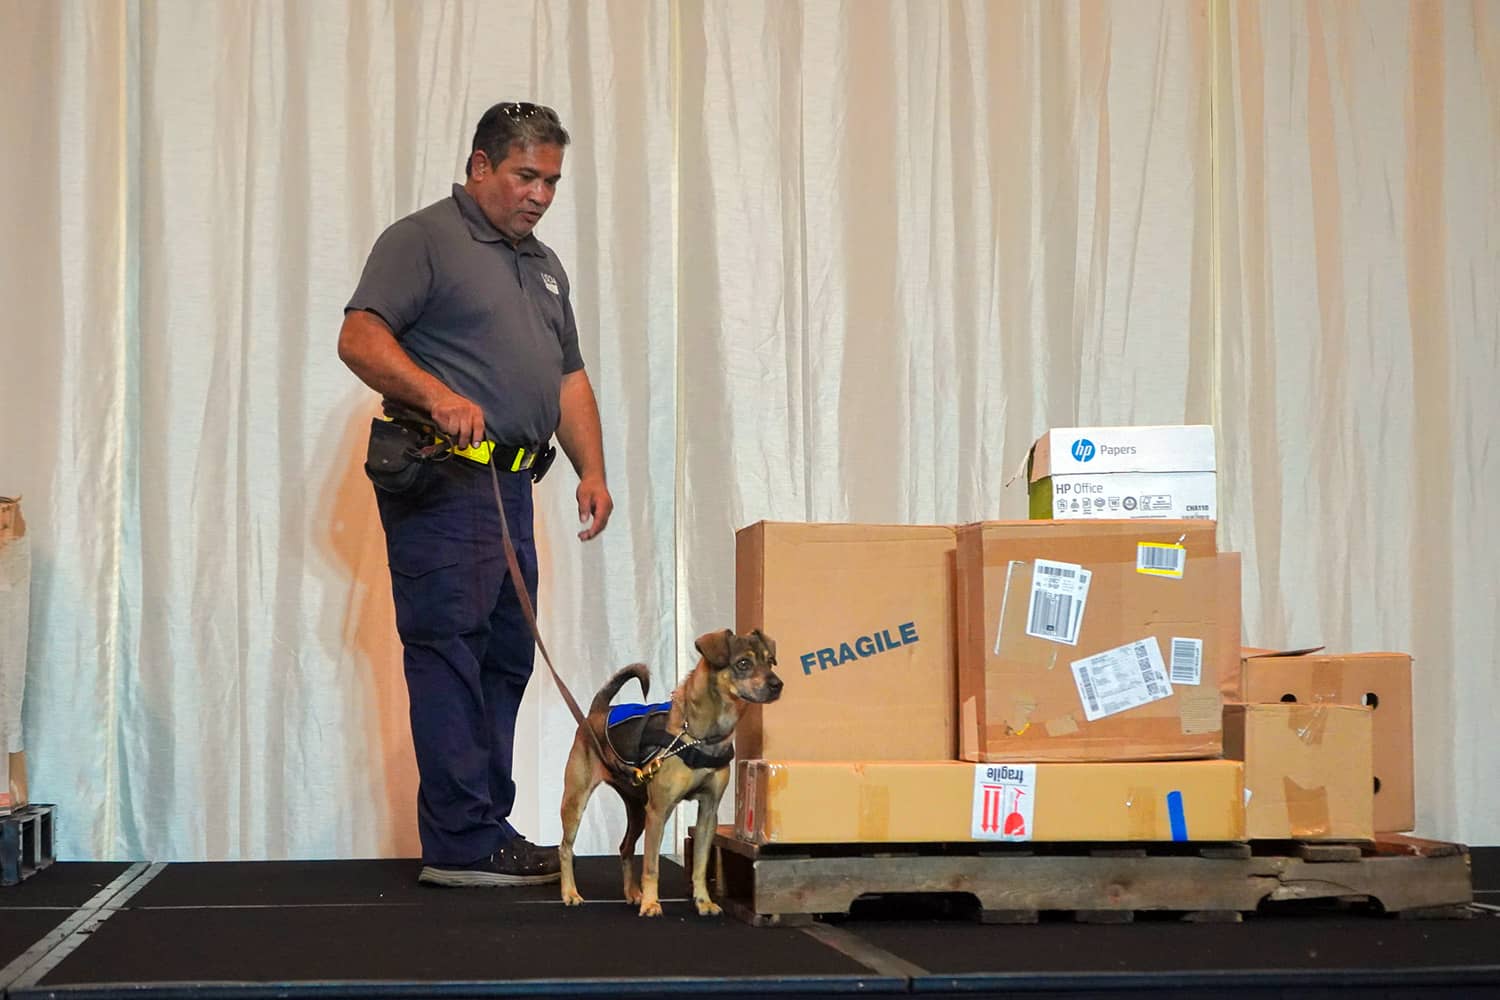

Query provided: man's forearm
[556,370,606,482]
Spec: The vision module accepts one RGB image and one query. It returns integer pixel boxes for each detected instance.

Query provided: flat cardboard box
[1028,426,1217,520]
[1030,425,1218,478]
[957,520,1239,762]
[735,758,1245,844]
[1224,703,1374,841]
[735,522,958,760]
[1240,650,1413,833]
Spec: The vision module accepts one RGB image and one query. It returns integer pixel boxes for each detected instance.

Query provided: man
[339,102,613,886]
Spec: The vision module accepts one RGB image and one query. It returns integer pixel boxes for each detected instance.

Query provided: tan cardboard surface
[957,520,1236,762]
[736,522,958,760]
[1224,703,1374,840]
[1240,651,1413,832]
[735,758,1244,844]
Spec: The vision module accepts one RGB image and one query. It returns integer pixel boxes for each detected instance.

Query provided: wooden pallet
[1,803,56,886]
[687,827,1473,927]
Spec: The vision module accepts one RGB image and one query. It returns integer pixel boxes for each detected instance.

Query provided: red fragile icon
[1004,788,1027,836]
[981,784,1027,837]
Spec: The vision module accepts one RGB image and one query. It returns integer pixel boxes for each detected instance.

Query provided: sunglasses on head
[498,102,559,123]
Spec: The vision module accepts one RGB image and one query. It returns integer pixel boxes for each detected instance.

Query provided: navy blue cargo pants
[374,456,538,865]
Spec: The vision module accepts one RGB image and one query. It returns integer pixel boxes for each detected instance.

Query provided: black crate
[1,803,56,886]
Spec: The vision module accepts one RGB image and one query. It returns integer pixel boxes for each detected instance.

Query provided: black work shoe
[417,838,560,887]
[494,835,561,883]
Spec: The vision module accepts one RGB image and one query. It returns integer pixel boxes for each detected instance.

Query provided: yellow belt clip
[453,440,496,464]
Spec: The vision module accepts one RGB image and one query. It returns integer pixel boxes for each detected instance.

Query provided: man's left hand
[576,477,613,541]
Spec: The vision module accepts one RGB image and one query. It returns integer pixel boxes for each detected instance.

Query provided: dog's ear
[694,629,735,668]
[751,628,777,664]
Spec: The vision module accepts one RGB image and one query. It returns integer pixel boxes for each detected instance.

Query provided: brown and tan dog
[559,629,782,916]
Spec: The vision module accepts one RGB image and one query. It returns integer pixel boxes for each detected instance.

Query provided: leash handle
[487,461,624,776]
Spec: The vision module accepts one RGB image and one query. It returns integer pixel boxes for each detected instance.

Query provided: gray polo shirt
[346,183,584,446]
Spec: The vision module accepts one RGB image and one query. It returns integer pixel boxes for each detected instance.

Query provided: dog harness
[605,702,734,782]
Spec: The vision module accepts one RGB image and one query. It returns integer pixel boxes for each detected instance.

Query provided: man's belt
[377,412,556,482]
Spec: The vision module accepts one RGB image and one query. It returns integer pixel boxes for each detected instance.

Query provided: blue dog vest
[604,702,734,770]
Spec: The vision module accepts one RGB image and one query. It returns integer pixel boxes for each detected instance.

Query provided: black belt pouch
[364,418,434,495]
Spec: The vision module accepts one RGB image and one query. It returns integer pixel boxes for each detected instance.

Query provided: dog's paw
[624,886,642,905]
[638,899,663,918]
[561,888,585,906]
[695,897,723,917]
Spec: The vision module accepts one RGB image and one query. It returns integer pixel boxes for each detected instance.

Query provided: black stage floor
[2,848,1497,999]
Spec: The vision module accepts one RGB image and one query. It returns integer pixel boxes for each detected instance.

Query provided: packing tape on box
[1282,776,1332,838]
[961,697,978,758]
[1125,785,1160,840]
[1310,661,1342,702]
[1044,715,1079,737]
[858,782,891,841]
[1179,688,1222,735]
[1287,704,1328,744]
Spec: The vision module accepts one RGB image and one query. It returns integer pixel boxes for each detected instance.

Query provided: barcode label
[1137,542,1186,578]
[1071,638,1173,722]
[1135,641,1165,697]
[1025,560,1091,645]
[1169,637,1203,685]
[1077,668,1101,715]
[1029,590,1074,639]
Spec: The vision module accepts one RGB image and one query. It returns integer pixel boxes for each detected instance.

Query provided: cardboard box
[1240,650,1413,833]
[0,751,26,813]
[1224,703,1374,841]
[735,759,1245,844]
[957,520,1239,762]
[735,522,958,760]
[1028,425,1217,520]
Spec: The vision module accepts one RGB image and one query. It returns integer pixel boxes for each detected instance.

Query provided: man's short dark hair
[467,102,571,176]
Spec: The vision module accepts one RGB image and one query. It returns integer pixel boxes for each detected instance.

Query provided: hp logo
[1070,438,1096,462]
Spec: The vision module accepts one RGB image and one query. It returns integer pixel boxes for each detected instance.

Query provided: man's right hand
[428,392,486,451]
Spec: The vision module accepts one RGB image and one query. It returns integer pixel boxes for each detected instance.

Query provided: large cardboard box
[735,759,1245,844]
[1240,650,1413,833]
[957,520,1239,762]
[735,522,958,760]
[1224,703,1374,841]
[1028,425,1217,520]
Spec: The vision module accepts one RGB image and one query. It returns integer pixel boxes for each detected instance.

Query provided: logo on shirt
[540,273,560,295]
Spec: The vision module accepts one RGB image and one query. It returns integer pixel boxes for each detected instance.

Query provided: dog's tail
[590,662,651,716]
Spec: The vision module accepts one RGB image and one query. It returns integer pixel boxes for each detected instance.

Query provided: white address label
[1071,637,1173,722]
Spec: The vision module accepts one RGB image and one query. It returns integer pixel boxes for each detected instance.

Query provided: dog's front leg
[637,790,672,917]
[690,771,729,916]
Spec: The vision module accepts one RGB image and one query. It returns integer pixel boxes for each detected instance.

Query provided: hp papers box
[1028,425,1217,520]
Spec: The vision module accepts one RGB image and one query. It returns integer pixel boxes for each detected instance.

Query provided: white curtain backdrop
[0,0,1493,860]
[1215,0,1499,842]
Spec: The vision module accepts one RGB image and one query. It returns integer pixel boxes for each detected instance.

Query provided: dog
[558,629,782,917]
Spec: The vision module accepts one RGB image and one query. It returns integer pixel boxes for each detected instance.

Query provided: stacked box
[735,522,959,761]
[1239,649,1413,834]
[736,759,1246,845]
[956,520,1240,762]
[1027,425,1217,521]
[1224,703,1375,841]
